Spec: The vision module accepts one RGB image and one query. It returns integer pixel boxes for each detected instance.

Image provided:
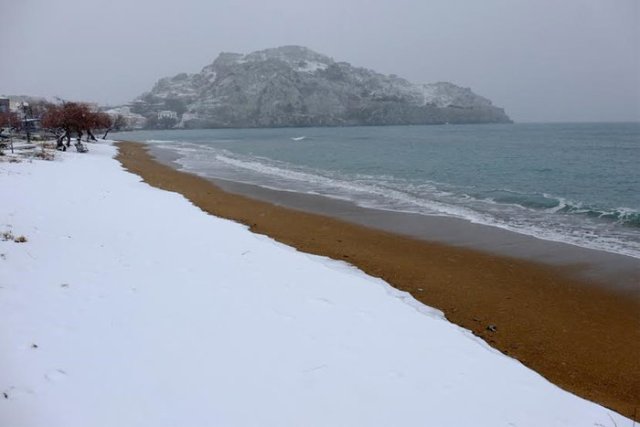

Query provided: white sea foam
[163,143,640,259]
[146,139,177,143]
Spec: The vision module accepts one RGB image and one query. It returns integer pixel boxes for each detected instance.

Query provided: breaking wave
[164,142,640,259]
[471,190,640,228]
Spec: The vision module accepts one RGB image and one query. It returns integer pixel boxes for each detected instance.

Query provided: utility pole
[22,102,32,144]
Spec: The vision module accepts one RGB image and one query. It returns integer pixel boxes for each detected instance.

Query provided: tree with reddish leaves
[41,104,70,147]
[41,102,112,149]
[85,111,112,141]
[0,111,21,133]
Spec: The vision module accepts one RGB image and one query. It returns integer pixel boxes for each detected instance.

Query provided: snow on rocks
[0,142,631,426]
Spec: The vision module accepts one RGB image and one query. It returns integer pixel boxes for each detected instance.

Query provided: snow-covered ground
[0,143,631,426]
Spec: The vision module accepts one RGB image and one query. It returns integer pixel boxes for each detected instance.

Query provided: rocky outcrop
[133,46,511,128]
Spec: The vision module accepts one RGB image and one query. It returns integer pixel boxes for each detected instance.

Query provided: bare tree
[0,111,21,154]
[102,114,127,139]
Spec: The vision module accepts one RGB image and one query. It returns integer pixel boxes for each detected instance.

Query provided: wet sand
[148,145,640,295]
[117,141,640,420]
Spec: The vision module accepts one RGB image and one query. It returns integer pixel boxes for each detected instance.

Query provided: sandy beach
[2,141,636,426]
[117,140,640,420]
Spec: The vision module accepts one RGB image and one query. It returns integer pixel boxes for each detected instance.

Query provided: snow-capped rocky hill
[133,46,511,128]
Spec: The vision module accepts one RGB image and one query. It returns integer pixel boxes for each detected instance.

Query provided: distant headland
[130,45,512,129]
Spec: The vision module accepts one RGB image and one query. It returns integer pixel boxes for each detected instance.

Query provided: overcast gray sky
[1,0,638,122]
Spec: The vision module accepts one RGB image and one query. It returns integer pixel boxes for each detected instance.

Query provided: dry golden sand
[117,141,639,420]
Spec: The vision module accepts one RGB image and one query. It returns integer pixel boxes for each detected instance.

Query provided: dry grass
[33,150,55,161]
[1,231,27,243]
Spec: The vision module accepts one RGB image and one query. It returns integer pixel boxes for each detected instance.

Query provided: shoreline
[148,144,640,295]
[116,141,640,419]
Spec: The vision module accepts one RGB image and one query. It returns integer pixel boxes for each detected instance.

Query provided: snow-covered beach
[0,142,634,426]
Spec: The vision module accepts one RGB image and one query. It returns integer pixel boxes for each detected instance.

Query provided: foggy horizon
[1,0,638,123]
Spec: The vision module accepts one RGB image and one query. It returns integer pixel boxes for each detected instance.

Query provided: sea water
[117,123,640,259]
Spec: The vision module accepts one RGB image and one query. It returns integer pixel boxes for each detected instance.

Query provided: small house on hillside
[158,110,178,120]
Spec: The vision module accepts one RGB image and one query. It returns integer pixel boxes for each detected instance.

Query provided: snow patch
[0,142,631,427]
[295,60,329,73]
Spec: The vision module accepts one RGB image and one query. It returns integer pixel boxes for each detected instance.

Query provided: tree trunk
[57,131,68,150]
[102,127,112,139]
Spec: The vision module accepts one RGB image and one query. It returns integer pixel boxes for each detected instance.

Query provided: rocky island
[133,46,512,128]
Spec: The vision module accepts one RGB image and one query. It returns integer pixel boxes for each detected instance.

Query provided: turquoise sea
[116,123,640,259]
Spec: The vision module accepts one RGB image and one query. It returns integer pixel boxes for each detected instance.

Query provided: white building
[158,110,178,120]
[105,107,147,129]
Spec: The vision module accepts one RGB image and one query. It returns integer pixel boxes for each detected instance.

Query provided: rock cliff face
[134,46,511,128]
